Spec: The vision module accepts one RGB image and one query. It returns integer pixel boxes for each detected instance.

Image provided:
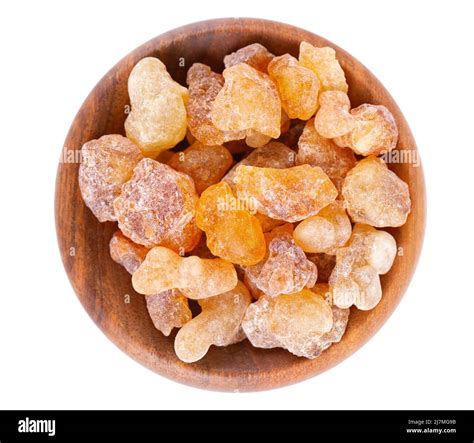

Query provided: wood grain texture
[55,18,426,392]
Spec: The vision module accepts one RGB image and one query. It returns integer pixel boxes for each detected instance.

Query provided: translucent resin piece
[79,134,143,222]
[234,164,338,222]
[329,224,397,310]
[342,156,411,227]
[114,158,201,252]
[174,282,251,362]
[125,57,188,156]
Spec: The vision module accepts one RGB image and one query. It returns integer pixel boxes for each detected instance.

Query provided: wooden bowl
[55,18,426,392]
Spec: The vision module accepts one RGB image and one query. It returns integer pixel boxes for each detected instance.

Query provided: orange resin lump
[314,91,355,139]
[299,42,348,93]
[167,142,233,194]
[234,164,338,222]
[268,54,320,120]
[211,63,281,139]
[132,246,238,299]
[195,182,266,266]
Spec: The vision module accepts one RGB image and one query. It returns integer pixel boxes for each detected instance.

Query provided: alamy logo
[18,417,56,436]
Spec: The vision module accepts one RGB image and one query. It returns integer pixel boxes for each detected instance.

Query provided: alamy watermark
[380,148,420,167]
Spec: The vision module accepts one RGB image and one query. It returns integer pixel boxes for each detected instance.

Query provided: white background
[0,0,473,410]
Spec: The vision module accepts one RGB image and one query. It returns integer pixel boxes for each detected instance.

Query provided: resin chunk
[342,156,411,227]
[224,43,275,72]
[293,201,352,254]
[113,158,201,252]
[268,53,319,120]
[296,119,356,191]
[314,91,355,139]
[132,246,238,299]
[212,63,281,139]
[167,142,233,194]
[234,164,338,222]
[334,104,398,156]
[186,63,245,145]
[195,182,266,266]
[79,135,143,222]
[174,282,251,363]
[242,288,334,358]
[125,57,188,156]
[222,141,295,191]
[299,42,348,93]
[245,224,317,297]
[329,224,397,310]
[308,284,350,357]
[145,290,192,336]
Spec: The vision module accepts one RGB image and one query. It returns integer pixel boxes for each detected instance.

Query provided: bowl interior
[55,18,425,392]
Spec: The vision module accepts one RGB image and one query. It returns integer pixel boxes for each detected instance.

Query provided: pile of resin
[79,42,411,363]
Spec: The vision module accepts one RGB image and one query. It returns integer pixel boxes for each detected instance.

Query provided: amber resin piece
[124,57,188,156]
[211,63,281,139]
[293,202,352,254]
[314,91,355,139]
[222,141,295,191]
[174,282,251,363]
[296,119,356,191]
[195,182,266,266]
[234,164,338,222]
[132,246,238,299]
[113,158,201,252]
[329,224,397,310]
[79,135,143,222]
[307,253,336,283]
[342,156,411,227]
[268,54,319,120]
[245,225,317,297]
[242,288,334,358]
[109,230,148,274]
[308,284,350,357]
[224,43,275,72]
[108,231,191,336]
[186,63,245,145]
[167,142,233,194]
[334,104,398,156]
[299,42,348,93]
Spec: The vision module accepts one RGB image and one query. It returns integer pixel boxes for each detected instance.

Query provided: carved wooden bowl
[55,18,426,391]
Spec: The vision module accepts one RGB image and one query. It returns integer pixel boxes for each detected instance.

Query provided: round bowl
[55,18,426,392]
